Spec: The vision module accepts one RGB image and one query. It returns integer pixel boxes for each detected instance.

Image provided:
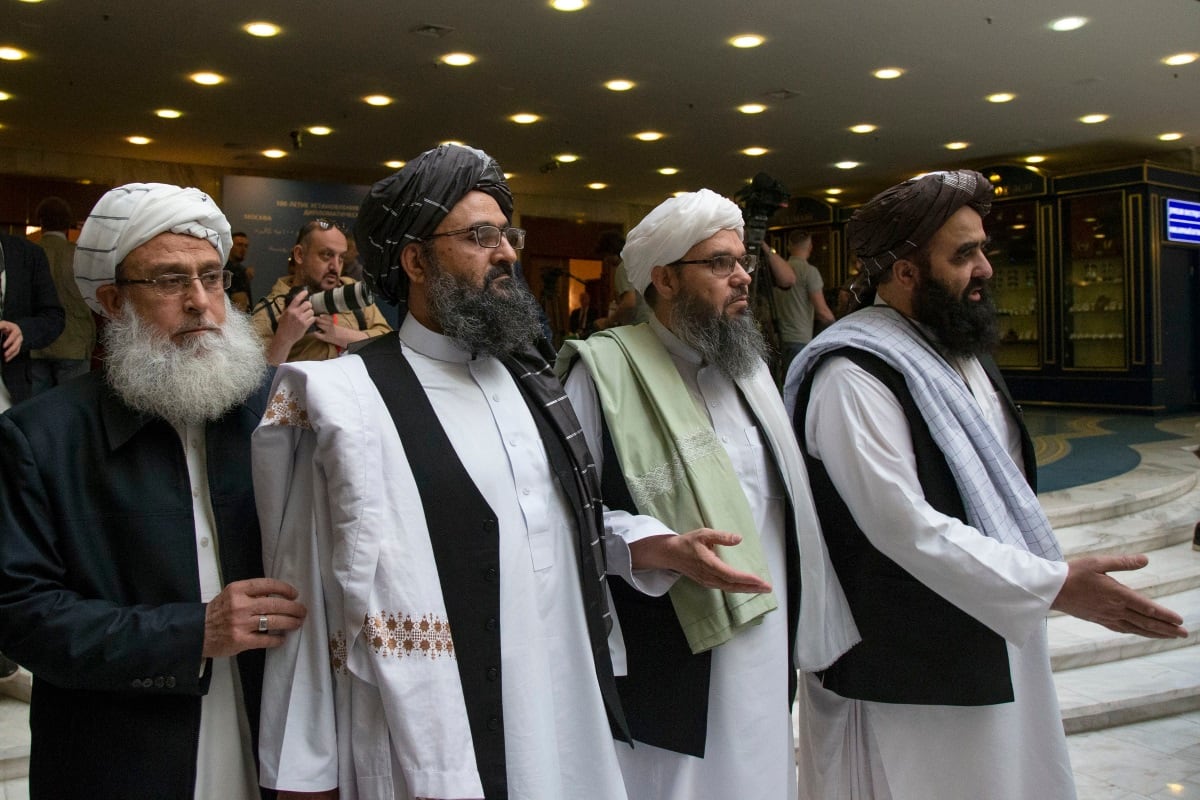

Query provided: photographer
[251,219,391,365]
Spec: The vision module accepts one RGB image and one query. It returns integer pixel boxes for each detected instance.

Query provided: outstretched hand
[203,578,307,658]
[629,529,773,594]
[1051,554,1187,639]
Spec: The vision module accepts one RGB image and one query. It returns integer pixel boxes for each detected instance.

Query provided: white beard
[102,302,268,427]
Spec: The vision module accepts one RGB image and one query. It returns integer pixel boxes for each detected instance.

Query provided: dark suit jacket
[0,372,274,800]
[0,234,65,403]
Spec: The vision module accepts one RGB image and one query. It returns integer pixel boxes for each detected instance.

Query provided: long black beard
[669,286,769,381]
[911,270,999,358]
[424,254,545,358]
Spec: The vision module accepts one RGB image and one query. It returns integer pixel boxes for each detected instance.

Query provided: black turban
[356,144,513,305]
[848,169,994,285]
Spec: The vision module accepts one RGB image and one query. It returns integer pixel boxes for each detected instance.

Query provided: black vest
[793,348,1034,706]
[358,335,629,798]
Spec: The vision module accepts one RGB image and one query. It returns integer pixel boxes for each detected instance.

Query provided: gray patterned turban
[74,183,231,317]
[848,170,994,290]
[355,144,512,305]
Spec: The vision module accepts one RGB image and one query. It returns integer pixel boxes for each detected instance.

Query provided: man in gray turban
[256,144,738,799]
[783,171,1186,799]
[0,182,307,800]
[557,188,856,800]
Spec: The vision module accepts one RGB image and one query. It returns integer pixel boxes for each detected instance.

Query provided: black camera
[734,172,790,255]
[284,281,374,333]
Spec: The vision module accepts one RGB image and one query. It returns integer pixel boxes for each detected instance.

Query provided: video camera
[734,172,790,255]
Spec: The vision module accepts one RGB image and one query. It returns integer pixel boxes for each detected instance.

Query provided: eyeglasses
[670,253,758,277]
[115,270,232,297]
[420,224,526,250]
[296,218,343,243]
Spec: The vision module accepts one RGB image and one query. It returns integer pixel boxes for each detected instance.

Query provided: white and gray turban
[74,183,232,316]
[622,188,745,295]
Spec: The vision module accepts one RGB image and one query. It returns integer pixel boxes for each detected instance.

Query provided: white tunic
[565,318,797,800]
[254,317,664,800]
[797,352,1076,800]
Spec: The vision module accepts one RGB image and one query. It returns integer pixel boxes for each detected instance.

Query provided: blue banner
[1165,198,1200,246]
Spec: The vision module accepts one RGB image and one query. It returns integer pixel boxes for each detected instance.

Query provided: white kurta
[254,317,661,800]
[797,351,1076,800]
[565,318,797,800]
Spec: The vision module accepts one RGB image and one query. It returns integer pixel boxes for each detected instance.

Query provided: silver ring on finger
[258,614,270,634]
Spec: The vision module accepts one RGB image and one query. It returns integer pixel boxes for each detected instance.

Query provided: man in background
[226,231,254,312]
[250,219,390,364]
[0,230,63,411]
[30,196,95,393]
[772,229,834,372]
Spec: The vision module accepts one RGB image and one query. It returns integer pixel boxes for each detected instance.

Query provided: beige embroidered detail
[263,388,312,429]
[328,630,349,676]
[627,428,724,507]
[363,611,455,660]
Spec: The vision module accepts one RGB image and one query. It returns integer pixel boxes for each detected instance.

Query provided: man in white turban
[0,182,307,800]
[557,189,858,800]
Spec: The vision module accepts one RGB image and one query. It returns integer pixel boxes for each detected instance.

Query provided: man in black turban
[255,144,650,799]
[781,170,1185,800]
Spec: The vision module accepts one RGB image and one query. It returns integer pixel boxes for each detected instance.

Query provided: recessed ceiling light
[190,72,225,86]
[555,153,579,163]
[242,21,281,37]
[307,126,332,136]
[441,139,466,147]
[1162,53,1198,66]
[873,67,904,79]
[1011,223,1028,230]
[504,172,515,180]
[363,94,393,106]
[849,123,877,134]
[1158,132,1184,141]
[729,34,765,49]
[509,113,541,124]
[738,103,766,115]
[834,161,860,169]
[0,91,13,101]
[441,52,476,67]
[262,149,287,159]
[658,167,679,175]
[825,188,843,195]
[634,131,664,141]
[1024,155,1046,163]
[126,135,151,145]
[384,160,406,169]
[550,0,588,9]
[986,92,1016,103]
[944,141,970,150]
[587,182,608,190]
[1079,113,1109,124]
[827,197,840,204]
[154,108,182,119]
[605,79,635,92]
[1049,16,1087,31]
[0,47,28,61]
[741,147,768,156]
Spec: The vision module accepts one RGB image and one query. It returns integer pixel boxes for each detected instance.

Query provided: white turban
[74,183,232,316]
[621,188,745,295]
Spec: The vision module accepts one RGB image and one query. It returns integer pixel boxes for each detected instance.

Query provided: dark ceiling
[1,0,1197,212]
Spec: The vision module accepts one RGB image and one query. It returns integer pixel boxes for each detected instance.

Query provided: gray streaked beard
[424,252,545,358]
[102,304,268,427]
[669,286,769,381]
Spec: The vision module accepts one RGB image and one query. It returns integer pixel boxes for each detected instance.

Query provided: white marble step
[1049,584,1200,670]
[1055,645,1200,734]
[1050,482,1200,560]
[0,697,29,783]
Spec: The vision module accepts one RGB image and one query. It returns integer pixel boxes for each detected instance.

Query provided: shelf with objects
[983,166,1052,371]
[1000,163,1200,412]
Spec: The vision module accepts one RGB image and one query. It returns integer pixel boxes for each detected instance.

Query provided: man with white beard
[0,183,307,800]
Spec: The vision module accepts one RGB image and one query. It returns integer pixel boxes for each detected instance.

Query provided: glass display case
[1062,191,1127,369]
[986,201,1041,368]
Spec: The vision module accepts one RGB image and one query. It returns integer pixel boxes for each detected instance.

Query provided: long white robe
[797,352,1076,800]
[565,318,797,800]
[253,317,666,800]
